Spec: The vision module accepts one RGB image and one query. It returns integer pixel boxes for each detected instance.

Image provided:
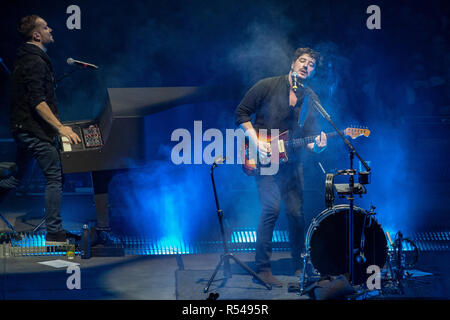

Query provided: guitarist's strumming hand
[248,133,271,162]
[256,140,271,161]
[240,121,271,161]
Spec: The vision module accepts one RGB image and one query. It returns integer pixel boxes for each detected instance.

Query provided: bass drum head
[307,205,387,285]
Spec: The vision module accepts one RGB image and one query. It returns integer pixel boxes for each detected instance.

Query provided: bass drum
[305,204,387,285]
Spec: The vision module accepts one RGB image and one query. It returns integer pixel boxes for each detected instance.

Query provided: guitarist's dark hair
[291,47,322,68]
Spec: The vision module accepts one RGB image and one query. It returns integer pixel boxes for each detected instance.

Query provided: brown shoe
[255,270,283,287]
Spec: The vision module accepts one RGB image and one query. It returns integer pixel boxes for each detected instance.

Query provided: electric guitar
[241,127,371,176]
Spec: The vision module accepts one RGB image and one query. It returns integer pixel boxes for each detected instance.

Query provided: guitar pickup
[277,139,285,153]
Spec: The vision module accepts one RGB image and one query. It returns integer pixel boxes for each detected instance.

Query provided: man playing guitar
[235,47,327,287]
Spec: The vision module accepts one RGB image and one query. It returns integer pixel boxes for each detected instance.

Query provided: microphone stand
[299,83,371,285]
[203,160,272,293]
[56,68,78,84]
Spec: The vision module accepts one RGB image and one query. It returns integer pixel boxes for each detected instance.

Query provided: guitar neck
[290,131,340,148]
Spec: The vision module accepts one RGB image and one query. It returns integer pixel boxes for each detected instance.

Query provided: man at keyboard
[7,15,80,244]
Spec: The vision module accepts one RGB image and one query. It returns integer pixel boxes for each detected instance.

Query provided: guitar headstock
[344,127,371,139]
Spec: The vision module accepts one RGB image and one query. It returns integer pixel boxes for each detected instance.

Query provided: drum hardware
[298,86,372,290]
[340,148,368,285]
[299,251,321,295]
[383,231,420,295]
[355,206,376,265]
[345,230,421,299]
[385,231,404,294]
[334,183,366,196]
[325,174,334,208]
[355,251,366,264]
[358,171,370,185]
[325,171,368,209]
[392,232,419,270]
[300,150,375,293]
[299,204,387,296]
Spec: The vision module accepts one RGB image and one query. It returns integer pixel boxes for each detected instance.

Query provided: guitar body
[241,131,290,176]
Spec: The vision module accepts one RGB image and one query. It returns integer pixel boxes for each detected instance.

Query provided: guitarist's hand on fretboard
[307,131,327,151]
[316,131,327,147]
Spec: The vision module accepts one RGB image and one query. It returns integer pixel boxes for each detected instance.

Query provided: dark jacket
[235,75,320,138]
[10,43,59,143]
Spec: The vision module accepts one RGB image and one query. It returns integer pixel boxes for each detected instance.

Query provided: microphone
[212,155,227,169]
[67,58,98,69]
[214,155,226,165]
[291,71,299,92]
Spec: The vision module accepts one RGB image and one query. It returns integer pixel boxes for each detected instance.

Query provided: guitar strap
[297,93,311,130]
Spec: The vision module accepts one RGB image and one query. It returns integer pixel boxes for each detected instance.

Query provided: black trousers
[254,162,305,272]
[13,132,63,233]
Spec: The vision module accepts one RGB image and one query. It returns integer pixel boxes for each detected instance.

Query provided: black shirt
[10,43,59,144]
[235,74,320,138]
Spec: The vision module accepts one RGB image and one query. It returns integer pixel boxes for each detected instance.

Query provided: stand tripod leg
[206,163,271,292]
[386,250,404,295]
[299,253,309,295]
[223,254,232,278]
[0,213,18,234]
[32,217,46,233]
[204,254,226,293]
[228,254,272,290]
[203,253,272,293]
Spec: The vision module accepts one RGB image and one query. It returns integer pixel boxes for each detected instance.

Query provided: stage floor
[1,195,449,300]
[1,251,449,300]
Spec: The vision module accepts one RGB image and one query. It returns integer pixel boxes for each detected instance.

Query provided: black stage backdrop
[0,0,448,243]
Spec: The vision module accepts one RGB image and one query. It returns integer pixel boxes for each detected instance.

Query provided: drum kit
[302,178,387,284]
[268,90,419,298]
[299,148,417,297]
[296,92,394,296]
